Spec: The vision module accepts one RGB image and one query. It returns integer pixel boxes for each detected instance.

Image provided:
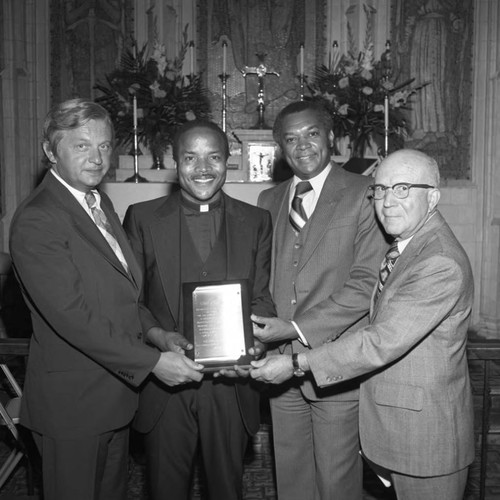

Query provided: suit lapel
[149,192,182,321]
[44,174,134,283]
[99,192,142,289]
[268,181,291,291]
[298,166,347,271]
[370,211,446,319]
[224,194,250,278]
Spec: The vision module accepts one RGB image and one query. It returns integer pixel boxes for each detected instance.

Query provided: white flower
[152,41,168,74]
[150,81,166,98]
[339,77,349,89]
[338,104,349,115]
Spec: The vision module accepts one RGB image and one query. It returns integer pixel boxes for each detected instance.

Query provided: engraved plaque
[183,280,254,371]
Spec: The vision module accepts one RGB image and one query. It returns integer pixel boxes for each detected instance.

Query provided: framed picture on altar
[247,143,275,182]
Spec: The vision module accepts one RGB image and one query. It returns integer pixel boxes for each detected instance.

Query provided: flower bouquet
[95,26,211,166]
[308,42,426,158]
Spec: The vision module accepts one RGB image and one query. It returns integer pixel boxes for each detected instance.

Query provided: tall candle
[222,40,227,74]
[189,41,195,75]
[384,94,389,130]
[300,43,304,75]
[133,95,137,129]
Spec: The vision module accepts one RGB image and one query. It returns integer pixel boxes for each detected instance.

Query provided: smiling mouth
[193,176,215,183]
[296,153,316,161]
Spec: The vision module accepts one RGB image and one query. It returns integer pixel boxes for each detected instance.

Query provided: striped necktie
[85,191,129,272]
[289,181,313,232]
[374,242,400,304]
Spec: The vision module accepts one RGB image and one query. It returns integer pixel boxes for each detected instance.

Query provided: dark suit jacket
[123,190,275,435]
[9,172,159,439]
[308,211,475,476]
[258,164,388,401]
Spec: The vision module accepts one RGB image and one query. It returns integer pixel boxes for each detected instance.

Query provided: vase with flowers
[308,36,426,158]
[95,26,211,168]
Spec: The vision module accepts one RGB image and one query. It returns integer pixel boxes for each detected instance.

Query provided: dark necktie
[374,242,400,304]
[85,191,129,272]
[289,181,313,232]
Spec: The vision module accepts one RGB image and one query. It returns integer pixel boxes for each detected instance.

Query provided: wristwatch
[292,353,305,377]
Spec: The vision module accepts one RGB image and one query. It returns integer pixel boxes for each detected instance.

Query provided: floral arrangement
[95,26,211,159]
[308,40,426,158]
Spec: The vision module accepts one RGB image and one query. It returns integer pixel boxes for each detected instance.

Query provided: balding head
[373,149,441,240]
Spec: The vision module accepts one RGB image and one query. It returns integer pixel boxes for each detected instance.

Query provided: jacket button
[202,271,208,277]
[291,299,297,305]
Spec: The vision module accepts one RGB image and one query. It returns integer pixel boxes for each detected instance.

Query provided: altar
[106,127,279,220]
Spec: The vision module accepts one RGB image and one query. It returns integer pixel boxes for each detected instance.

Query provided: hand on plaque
[251,315,298,343]
[153,351,204,387]
[213,340,266,379]
[147,327,193,354]
[250,355,294,384]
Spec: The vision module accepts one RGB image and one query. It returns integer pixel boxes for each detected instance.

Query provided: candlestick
[299,43,304,76]
[384,94,389,157]
[331,40,341,74]
[189,41,195,75]
[125,94,147,183]
[384,95,389,130]
[133,95,137,129]
[222,40,227,74]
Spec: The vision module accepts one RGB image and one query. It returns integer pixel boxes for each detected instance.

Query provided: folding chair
[0,338,35,497]
[0,362,23,488]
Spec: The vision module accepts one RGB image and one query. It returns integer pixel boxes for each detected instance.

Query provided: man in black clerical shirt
[123,120,276,500]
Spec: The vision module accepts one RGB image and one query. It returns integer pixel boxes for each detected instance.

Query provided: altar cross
[241,53,279,129]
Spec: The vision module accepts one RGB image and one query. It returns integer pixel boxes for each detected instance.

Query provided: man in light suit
[250,101,388,500]
[251,149,475,499]
[123,120,275,500]
[9,99,203,500]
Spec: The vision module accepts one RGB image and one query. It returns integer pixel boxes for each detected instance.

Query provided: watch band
[292,352,305,377]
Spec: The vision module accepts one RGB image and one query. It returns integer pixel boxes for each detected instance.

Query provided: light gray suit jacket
[259,164,388,400]
[307,211,475,476]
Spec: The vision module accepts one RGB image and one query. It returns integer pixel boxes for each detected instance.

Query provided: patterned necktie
[85,191,129,272]
[289,181,313,232]
[374,242,400,304]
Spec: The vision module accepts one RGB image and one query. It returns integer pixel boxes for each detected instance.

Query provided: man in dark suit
[250,101,388,500]
[123,120,275,500]
[9,99,203,500]
[251,149,475,499]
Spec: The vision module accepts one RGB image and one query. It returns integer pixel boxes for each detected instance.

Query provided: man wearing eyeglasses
[251,149,475,499]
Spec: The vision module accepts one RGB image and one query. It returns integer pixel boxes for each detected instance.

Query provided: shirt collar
[180,191,223,213]
[50,168,96,205]
[291,162,332,197]
[395,211,437,253]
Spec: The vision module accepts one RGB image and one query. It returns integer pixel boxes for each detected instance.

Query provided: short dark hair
[43,98,114,154]
[172,120,229,162]
[272,101,334,143]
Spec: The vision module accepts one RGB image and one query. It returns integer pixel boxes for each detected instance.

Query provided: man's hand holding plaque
[147,326,204,386]
[147,326,193,354]
[214,337,267,378]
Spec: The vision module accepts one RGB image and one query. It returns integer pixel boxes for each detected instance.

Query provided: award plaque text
[183,280,254,371]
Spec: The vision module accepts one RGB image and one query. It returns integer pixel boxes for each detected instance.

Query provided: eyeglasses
[368,183,435,200]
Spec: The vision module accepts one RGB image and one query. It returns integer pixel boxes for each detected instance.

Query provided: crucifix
[241,53,279,129]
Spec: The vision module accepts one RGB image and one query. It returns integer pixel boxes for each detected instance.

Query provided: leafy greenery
[95,26,211,156]
[308,42,426,158]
